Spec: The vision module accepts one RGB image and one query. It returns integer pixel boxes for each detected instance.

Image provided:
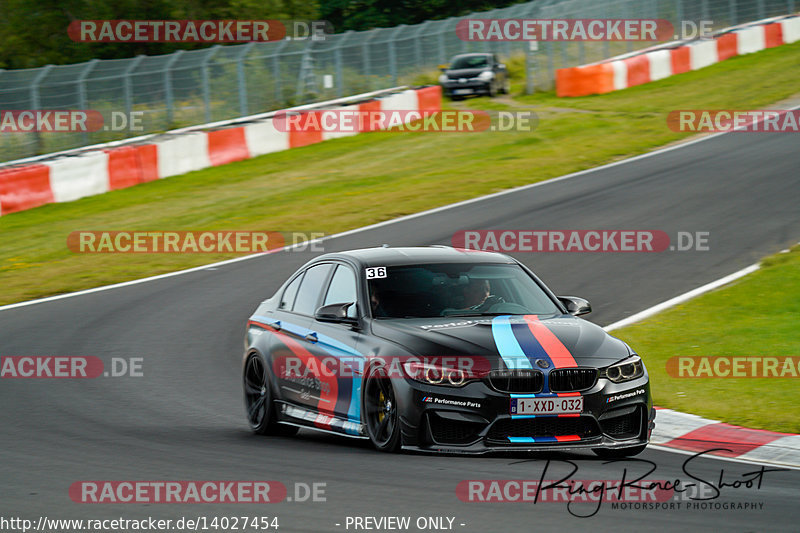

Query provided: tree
[0,0,320,68]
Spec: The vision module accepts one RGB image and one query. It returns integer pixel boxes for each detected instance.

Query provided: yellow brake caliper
[378,391,385,423]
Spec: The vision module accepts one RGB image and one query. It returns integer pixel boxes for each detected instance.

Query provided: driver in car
[462,279,491,308]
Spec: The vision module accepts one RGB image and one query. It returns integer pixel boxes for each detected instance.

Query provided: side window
[279,273,304,311]
[323,265,358,318]
[293,263,334,316]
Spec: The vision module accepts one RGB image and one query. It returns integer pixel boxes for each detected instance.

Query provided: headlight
[602,356,645,383]
[402,361,482,387]
[478,70,494,81]
[438,74,449,84]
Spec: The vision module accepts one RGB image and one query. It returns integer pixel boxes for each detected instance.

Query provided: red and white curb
[651,408,800,467]
[606,258,800,467]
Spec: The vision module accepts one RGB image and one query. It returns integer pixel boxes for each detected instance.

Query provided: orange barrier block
[556,63,614,97]
[288,111,324,148]
[106,144,159,188]
[764,22,784,48]
[716,33,739,61]
[106,146,143,190]
[136,144,159,182]
[624,55,651,88]
[670,46,691,75]
[415,85,442,113]
[208,127,250,166]
[0,164,53,214]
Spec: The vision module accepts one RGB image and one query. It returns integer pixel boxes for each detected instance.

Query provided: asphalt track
[1,128,799,532]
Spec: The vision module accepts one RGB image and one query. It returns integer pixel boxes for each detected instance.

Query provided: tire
[243,352,298,436]
[362,364,402,452]
[500,77,510,94]
[593,444,647,458]
[488,81,497,97]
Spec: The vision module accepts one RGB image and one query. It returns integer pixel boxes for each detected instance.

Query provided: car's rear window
[367,263,559,318]
[293,263,334,315]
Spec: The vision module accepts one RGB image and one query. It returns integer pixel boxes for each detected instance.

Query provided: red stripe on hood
[524,315,578,368]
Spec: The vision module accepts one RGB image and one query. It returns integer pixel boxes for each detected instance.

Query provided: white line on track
[603,264,760,332]
[647,444,800,471]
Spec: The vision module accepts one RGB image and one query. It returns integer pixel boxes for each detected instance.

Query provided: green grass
[1,42,799,306]
[612,246,800,433]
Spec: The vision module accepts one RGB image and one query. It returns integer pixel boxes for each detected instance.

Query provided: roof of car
[313,246,516,267]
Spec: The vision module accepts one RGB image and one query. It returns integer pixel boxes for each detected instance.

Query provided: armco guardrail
[0,86,441,217]
[556,14,800,96]
[0,86,408,168]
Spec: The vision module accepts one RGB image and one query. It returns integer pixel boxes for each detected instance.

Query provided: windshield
[450,55,489,69]
[367,263,560,319]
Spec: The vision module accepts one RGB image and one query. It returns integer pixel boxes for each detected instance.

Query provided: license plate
[511,396,583,415]
[453,89,472,95]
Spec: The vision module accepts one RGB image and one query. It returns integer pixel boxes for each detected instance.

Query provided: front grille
[488,369,543,393]
[428,414,482,445]
[487,416,599,441]
[448,72,481,80]
[548,368,598,392]
[600,406,642,439]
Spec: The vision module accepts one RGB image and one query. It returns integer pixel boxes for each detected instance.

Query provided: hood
[369,314,630,370]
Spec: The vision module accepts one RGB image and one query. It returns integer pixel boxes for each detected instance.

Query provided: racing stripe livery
[243,246,653,455]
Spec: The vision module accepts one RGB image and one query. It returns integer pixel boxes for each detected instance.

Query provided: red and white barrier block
[652,407,800,467]
[0,86,441,217]
[557,15,800,97]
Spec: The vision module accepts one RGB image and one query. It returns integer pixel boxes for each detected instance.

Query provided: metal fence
[0,0,796,161]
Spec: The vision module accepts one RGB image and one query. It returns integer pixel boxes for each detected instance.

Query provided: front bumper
[440,80,491,97]
[395,375,653,455]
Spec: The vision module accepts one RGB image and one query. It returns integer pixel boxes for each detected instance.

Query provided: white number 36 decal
[365,267,387,279]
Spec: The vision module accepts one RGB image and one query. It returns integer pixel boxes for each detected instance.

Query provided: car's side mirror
[315,302,358,325]
[497,63,506,69]
[558,296,592,316]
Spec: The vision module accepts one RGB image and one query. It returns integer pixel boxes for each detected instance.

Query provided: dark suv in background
[438,53,509,99]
